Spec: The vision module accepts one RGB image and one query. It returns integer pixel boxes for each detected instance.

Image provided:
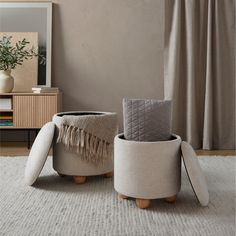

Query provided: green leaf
[0,35,46,70]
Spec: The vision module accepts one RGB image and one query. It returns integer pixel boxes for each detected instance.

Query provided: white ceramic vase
[0,70,14,93]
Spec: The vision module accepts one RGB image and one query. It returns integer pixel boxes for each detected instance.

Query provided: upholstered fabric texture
[123,98,172,141]
[57,112,118,165]
[114,134,181,199]
[53,113,114,176]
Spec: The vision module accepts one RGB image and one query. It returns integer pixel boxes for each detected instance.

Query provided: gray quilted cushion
[123,98,172,141]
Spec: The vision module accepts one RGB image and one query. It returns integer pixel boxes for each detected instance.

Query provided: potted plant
[0,36,45,93]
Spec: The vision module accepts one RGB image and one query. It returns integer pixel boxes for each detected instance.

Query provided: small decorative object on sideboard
[0,97,12,110]
[32,86,59,94]
[0,70,13,93]
[0,35,45,93]
[0,115,13,126]
[0,96,13,126]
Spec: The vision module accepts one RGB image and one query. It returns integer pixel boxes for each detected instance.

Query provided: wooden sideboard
[0,92,62,129]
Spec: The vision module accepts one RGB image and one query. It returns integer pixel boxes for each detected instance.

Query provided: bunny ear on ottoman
[24,122,55,186]
[123,98,172,142]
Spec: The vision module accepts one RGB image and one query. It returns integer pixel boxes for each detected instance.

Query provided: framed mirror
[0,2,52,90]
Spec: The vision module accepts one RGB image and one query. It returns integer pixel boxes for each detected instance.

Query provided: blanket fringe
[57,124,112,165]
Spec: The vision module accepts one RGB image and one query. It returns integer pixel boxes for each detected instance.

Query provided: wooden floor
[0,142,52,156]
[196,149,236,156]
[0,142,235,157]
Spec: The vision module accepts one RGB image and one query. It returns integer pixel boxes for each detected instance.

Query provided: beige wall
[52,0,164,126]
[0,0,164,141]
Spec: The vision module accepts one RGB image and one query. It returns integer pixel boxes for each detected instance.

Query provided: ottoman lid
[24,122,55,186]
[181,141,209,206]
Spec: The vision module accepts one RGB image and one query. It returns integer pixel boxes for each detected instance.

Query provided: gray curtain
[165,0,236,150]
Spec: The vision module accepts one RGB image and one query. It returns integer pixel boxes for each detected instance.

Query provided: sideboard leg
[27,130,31,149]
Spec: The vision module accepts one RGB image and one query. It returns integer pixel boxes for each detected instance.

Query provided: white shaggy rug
[0,156,235,236]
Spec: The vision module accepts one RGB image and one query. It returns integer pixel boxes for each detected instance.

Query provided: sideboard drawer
[13,95,36,128]
[35,95,57,127]
[13,94,60,128]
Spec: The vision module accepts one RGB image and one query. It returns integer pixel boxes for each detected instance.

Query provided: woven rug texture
[0,156,235,236]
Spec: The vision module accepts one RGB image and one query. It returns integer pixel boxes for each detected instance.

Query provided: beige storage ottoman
[53,111,117,184]
[114,134,182,208]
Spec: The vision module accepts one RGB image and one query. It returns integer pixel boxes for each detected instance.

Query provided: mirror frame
[0,2,52,87]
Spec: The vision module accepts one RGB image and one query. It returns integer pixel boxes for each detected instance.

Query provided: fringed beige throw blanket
[57,113,118,165]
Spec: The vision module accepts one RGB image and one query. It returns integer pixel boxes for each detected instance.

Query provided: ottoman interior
[57,112,104,117]
[118,134,178,142]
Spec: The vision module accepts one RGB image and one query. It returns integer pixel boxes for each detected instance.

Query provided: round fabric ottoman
[53,111,118,184]
[114,134,181,208]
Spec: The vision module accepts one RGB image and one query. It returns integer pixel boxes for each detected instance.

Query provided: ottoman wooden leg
[118,193,128,199]
[57,172,66,177]
[136,199,151,209]
[103,171,113,178]
[165,195,177,204]
[73,176,86,184]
